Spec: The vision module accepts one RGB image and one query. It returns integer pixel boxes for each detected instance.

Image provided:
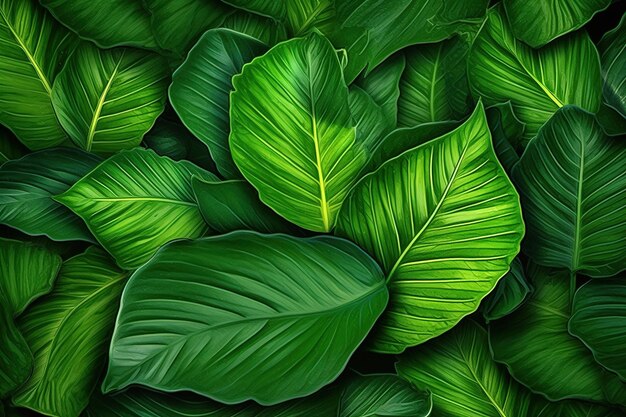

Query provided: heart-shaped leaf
[337,102,524,353]
[102,232,388,405]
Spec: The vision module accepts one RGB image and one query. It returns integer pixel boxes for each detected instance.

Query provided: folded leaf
[51,42,169,153]
[468,5,602,144]
[481,258,531,322]
[337,102,523,353]
[503,0,612,48]
[569,279,626,381]
[0,294,31,397]
[230,33,367,232]
[512,106,626,277]
[0,0,77,150]
[349,86,392,153]
[599,13,626,120]
[103,233,388,405]
[40,0,156,49]
[56,148,218,269]
[0,148,101,242]
[170,29,267,178]
[0,238,61,316]
[12,247,128,417]
[489,264,626,404]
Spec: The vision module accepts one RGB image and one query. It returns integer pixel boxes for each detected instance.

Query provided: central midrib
[571,137,585,271]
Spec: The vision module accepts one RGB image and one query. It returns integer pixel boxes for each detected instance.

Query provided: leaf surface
[599,13,626,120]
[485,102,524,173]
[355,55,405,126]
[0,294,31,397]
[481,258,531,322]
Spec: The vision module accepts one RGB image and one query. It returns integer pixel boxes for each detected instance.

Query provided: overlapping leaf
[481,258,531,322]
[599,14,626,120]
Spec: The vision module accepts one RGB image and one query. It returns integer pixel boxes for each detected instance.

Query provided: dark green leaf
[486,102,524,173]
[481,258,531,322]
[355,55,405,126]
[596,101,626,136]
[599,13,626,120]
[221,10,288,46]
[349,86,393,153]
[0,294,31,397]
[0,127,27,165]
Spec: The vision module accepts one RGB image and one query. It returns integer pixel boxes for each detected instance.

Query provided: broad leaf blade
[0,148,101,242]
[12,247,128,417]
[337,102,524,353]
[0,238,61,316]
[230,33,367,232]
[512,106,626,277]
[468,5,602,144]
[503,0,612,47]
[170,29,267,178]
[56,148,218,269]
[102,232,388,405]
[569,279,626,381]
[0,0,77,150]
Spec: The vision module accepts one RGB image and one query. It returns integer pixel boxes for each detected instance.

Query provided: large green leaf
[599,13,626,120]
[468,5,602,144]
[512,106,625,277]
[40,0,156,49]
[192,177,295,234]
[102,233,388,405]
[336,102,523,353]
[0,148,101,242]
[489,264,626,404]
[397,320,537,417]
[0,0,77,150]
[56,148,218,269]
[0,294,31,397]
[51,42,168,153]
[569,279,626,381]
[230,33,367,232]
[0,127,27,165]
[12,247,127,417]
[170,29,267,178]
[481,258,531,322]
[0,238,61,316]
[503,0,612,47]
[397,38,472,127]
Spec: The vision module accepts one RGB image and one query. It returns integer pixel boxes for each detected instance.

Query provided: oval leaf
[512,106,626,277]
[102,232,388,405]
[51,42,169,153]
[337,102,524,353]
[56,148,218,269]
[230,33,367,232]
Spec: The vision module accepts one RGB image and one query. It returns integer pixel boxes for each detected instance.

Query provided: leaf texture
[355,55,405,126]
[599,13,626,120]
[0,295,31,397]
[481,258,531,322]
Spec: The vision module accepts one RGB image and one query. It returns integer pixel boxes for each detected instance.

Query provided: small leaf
[51,42,169,153]
[0,148,102,242]
[102,232,388,405]
[12,247,128,417]
[56,148,218,269]
[481,258,531,322]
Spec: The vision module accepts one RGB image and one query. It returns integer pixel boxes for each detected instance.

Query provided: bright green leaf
[599,13,626,120]
[468,5,602,144]
[231,33,367,232]
[0,148,101,242]
[336,102,524,353]
[0,0,77,150]
[102,232,388,405]
[56,148,218,269]
[349,86,393,154]
[12,247,128,417]
[51,42,169,153]
[481,258,531,322]
[512,106,626,277]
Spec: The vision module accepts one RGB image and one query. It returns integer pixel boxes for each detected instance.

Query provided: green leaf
[170,29,267,178]
[0,294,31,397]
[12,247,128,417]
[468,5,602,144]
[367,120,460,172]
[485,102,524,174]
[102,232,388,405]
[503,0,612,47]
[0,127,27,165]
[231,33,367,232]
[51,42,169,153]
[489,263,626,404]
[0,238,61,316]
[56,148,218,269]
[221,10,288,46]
[599,13,626,120]
[331,0,488,82]
[337,102,523,353]
[40,0,156,49]
[596,101,626,136]
[349,86,393,154]
[481,258,531,322]
[0,148,101,242]
[512,106,626,277]
[569,279,626,381]
[397,37,472,127]
[354,55,405,126]
[397,320,537,417]
[0,0,78,150]
[192,177,296,234]
[533,401,624,417]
